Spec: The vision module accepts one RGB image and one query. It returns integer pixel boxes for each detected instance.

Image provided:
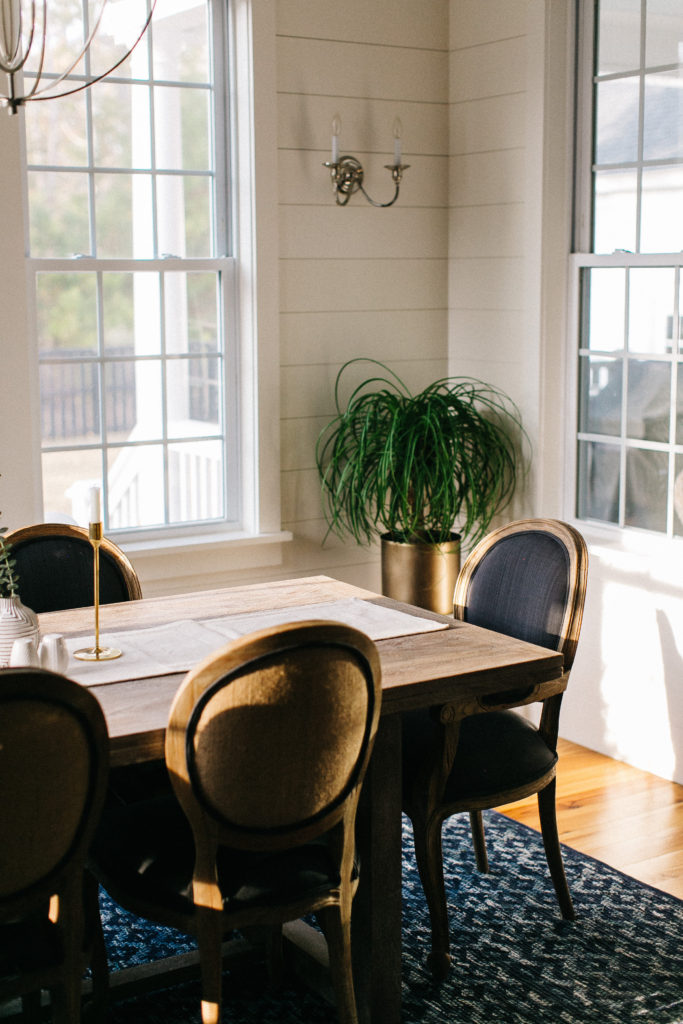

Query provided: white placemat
[65,598,449,687]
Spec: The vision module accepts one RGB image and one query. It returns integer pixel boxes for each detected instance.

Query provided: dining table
[38,574,564,1024]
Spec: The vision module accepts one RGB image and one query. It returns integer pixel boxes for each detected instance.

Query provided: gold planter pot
[380,533,461,616]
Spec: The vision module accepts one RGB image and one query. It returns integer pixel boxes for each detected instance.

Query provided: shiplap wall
[274,0,450,590]
[447,0,545,524]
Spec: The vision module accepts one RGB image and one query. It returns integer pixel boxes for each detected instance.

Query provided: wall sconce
[323,115,409,207]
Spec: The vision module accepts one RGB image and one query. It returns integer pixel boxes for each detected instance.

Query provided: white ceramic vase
[0,595,40,668]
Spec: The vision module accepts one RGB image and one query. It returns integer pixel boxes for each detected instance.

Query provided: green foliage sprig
[0,526,19,599]
[316,359,528,550]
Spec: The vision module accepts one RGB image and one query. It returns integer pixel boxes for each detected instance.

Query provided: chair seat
[92,795,343,923]
[403,709,558,805]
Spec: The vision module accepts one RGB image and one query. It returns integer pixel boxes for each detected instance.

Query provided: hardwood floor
[501,738,683,900]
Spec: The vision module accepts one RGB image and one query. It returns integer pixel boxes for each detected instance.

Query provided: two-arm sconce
[323,115,410,207]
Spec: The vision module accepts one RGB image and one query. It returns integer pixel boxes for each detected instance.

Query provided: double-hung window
[25,0,238,536]
[574,0,683,537]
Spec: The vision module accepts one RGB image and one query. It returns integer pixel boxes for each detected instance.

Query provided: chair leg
[197,906,224,1024]
[318,902,358,1024]
[265,925,285,991]
[84,873,109,1023]
[538,779,575,921]
[410,812,451,980]
[469,810,489,873]
[20,990,42,1024]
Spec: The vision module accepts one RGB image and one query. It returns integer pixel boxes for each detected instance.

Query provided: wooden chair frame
[404,518,588,978]
[6,523,142,607]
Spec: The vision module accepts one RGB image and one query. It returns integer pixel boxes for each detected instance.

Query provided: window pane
[108,446,166,529]
[104,361,162,442]
[585,268,626,350]
[594,168,638,253]
[153,0,210,83]
[597,0,641,75]
[42,450,102,525]
[155,88,211,171]
[102,274,135,355]
[40,361,100,446]
[624,448,668,530]
[157,176,213,257]
[91,83,152,170]
[676,363,683,443]
[643,71,683,161]
[164,273,219,354]
[36,274,98,354]
[125,274,162,355]
[168,440,224,523]
[25,93,88,168]
[674,453,683,536]
[29,172,91,257]
[640,166,683,252]
[577,440,620,523]
[23,0,85,76]
[626,359,671,441]
[595,77,640,165]
[94,174,134,258]
[579,356,622,435]
[86,0,152,82]
[627,268,675,353]
[166,356,221,438]
[646,0,683,68]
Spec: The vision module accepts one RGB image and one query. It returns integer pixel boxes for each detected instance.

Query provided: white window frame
[569,0,683,548]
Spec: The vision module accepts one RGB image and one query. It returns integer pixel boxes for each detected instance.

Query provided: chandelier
[0,0,156,115]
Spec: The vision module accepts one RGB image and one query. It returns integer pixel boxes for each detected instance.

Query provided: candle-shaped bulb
[393,116,402,166]
[331,113,341,164]
[89,485,101,524]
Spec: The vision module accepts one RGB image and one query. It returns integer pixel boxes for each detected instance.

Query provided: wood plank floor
[501,738,683,900]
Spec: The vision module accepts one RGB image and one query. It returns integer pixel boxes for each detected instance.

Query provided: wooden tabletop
[39,575,563,768]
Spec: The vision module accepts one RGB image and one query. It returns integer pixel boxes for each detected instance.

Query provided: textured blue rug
[100,811,683,1023]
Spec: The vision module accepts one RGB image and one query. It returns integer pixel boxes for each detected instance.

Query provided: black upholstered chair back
[6,524,141,613]
[454,519,587,671]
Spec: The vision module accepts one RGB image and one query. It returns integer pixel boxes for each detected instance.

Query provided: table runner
[65,597,449,687]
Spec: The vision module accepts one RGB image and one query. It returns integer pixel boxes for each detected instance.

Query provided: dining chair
[5,523,142,614]
[90,620,382,1024]
[0,668,110,1022]
[402,518,588,978]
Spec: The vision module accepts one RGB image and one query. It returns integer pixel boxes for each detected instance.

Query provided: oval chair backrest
[0,669,109,917]
[6,524,141,613]
[454,519,588,671]
[166,620,382,851]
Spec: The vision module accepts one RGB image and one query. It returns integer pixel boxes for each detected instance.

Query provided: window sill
[121,529,292,559]
[571,519,683,586]
[118,530,294,596]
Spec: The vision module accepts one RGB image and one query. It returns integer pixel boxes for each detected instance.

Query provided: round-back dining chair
[402,517,588,978]
[0,668,110,1022]
[90,620,382,1024]
[5,523,141,614]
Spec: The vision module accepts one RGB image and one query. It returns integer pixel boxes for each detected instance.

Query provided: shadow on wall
[563,550,682,785]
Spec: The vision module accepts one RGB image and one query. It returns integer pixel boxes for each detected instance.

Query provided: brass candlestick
[74,522,122,661]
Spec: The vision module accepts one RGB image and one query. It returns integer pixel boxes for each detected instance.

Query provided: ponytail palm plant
[316,360,526,551]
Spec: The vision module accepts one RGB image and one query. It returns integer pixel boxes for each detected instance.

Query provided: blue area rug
[100,811,683,1023]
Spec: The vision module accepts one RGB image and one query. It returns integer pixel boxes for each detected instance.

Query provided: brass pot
[380,533,461,616]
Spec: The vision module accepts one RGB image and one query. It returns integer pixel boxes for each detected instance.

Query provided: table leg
[353,714,403,1024]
